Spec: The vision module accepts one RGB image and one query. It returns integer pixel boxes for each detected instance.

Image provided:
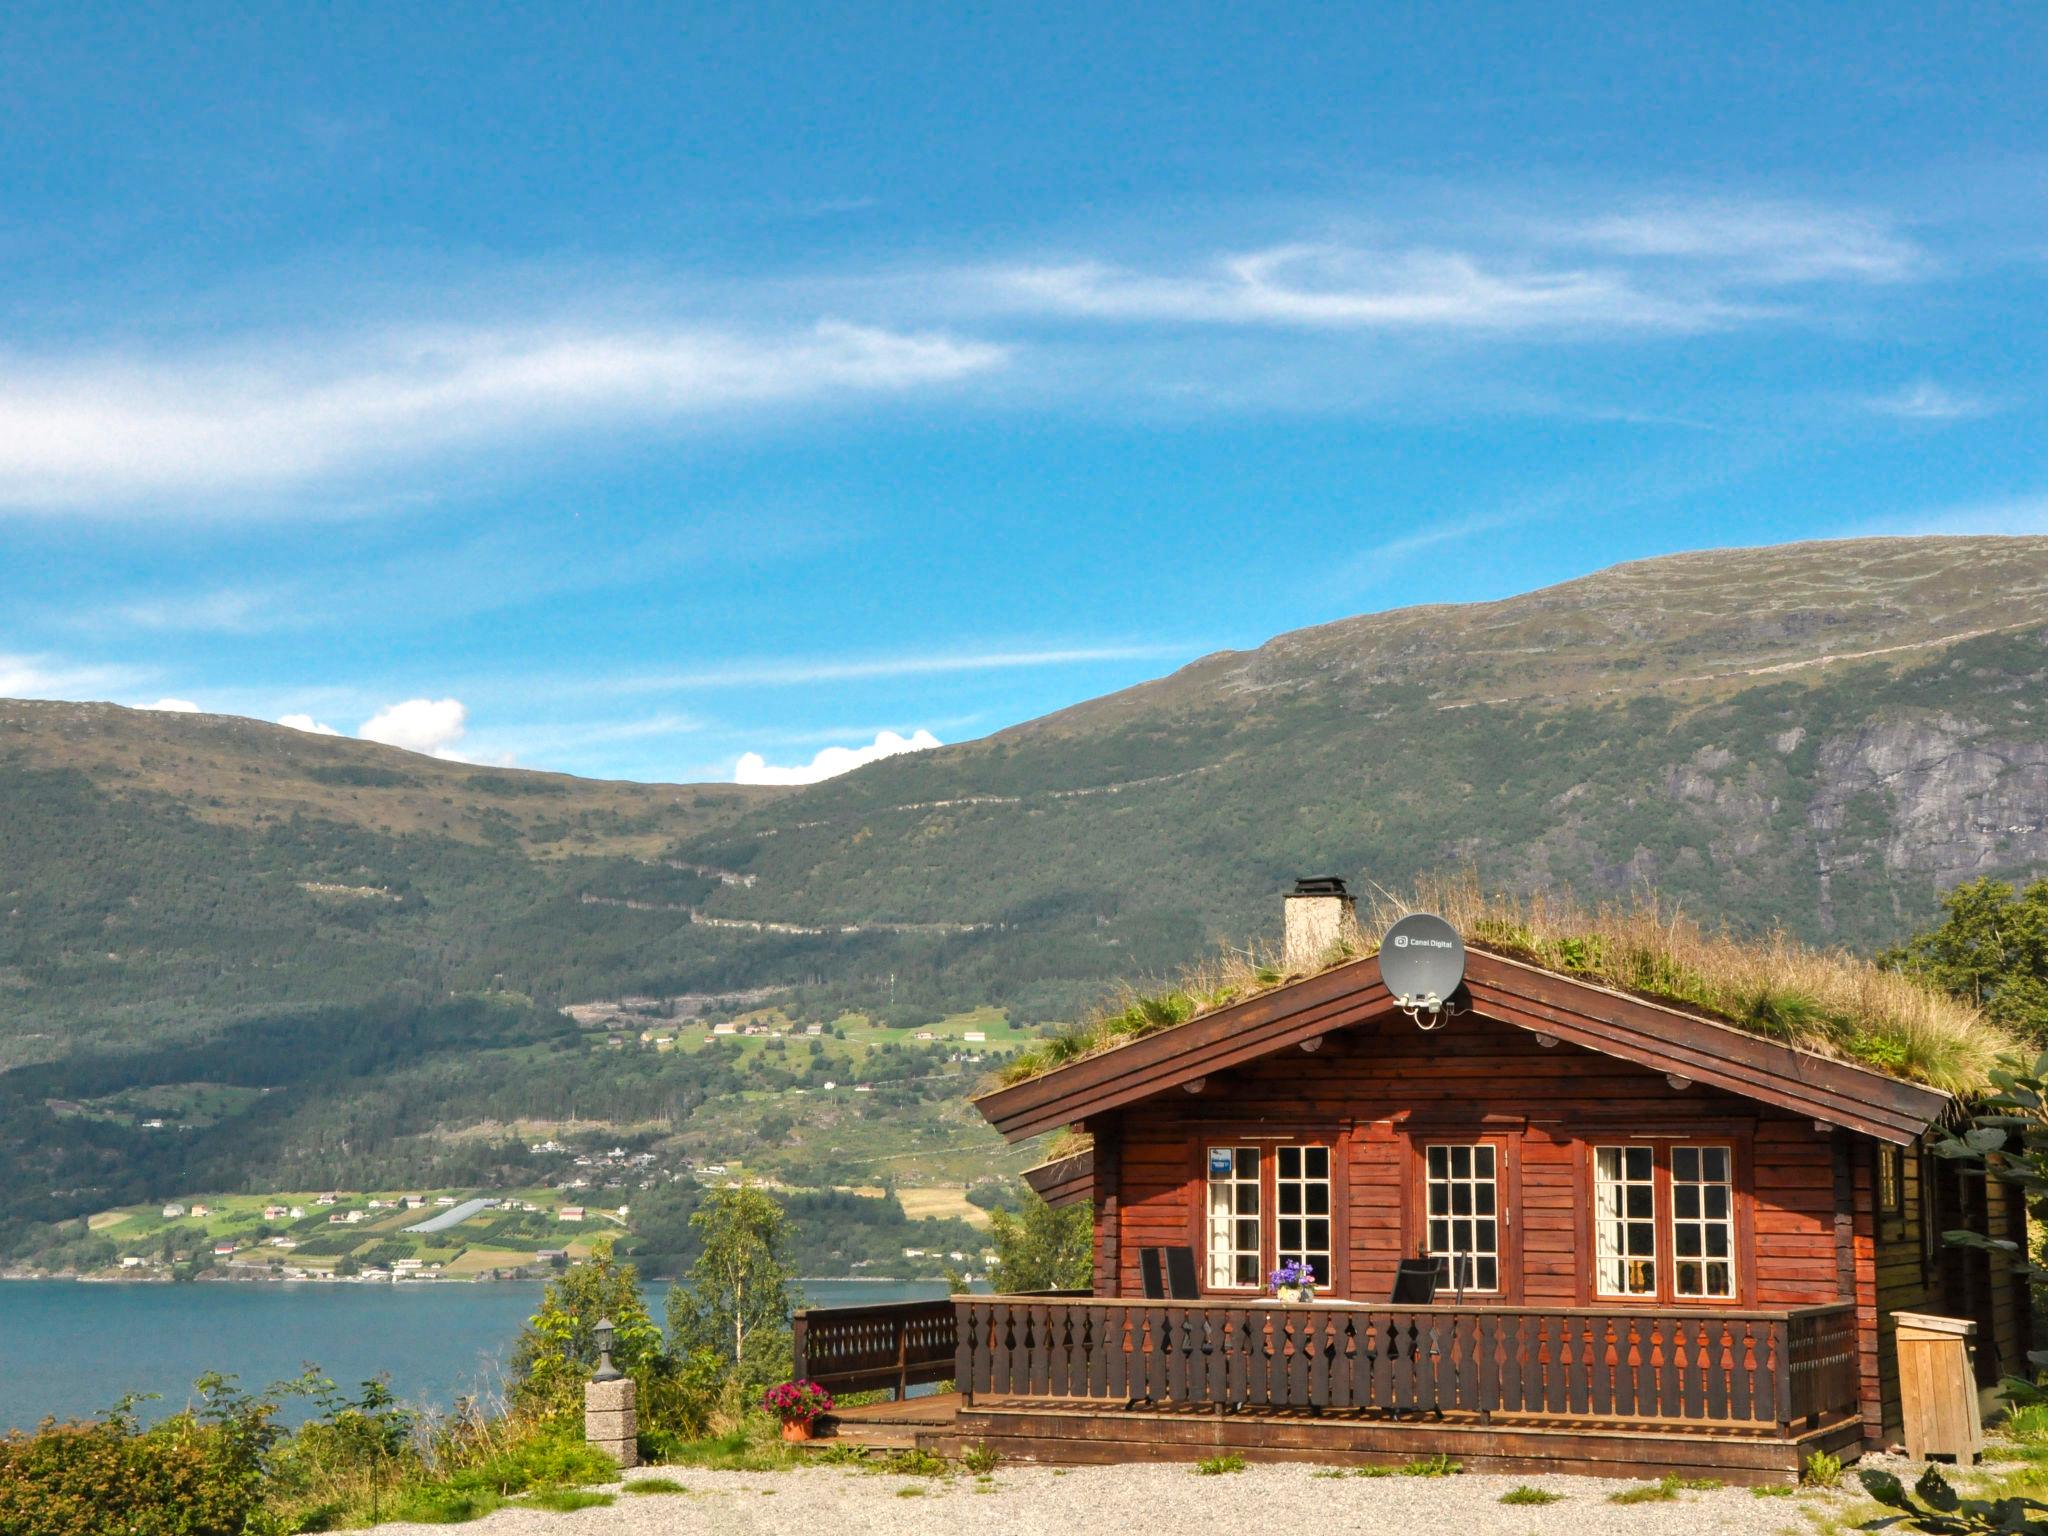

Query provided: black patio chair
[1389,1257,1439,1304]
[1139,1246,1167,1299]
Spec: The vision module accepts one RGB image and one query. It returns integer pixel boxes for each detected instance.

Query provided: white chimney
[1283,876,1357,973]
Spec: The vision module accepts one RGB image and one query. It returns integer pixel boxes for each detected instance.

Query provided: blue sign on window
[1209,1147,1235,1174]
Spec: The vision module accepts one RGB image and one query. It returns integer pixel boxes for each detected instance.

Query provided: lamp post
[583,1315,637,1467]
[593,1317,622,1382]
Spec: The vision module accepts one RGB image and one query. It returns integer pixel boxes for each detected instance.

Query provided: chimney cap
[1288,876,1350,898]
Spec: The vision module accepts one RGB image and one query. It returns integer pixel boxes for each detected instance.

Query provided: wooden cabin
[797,882,2031,1482]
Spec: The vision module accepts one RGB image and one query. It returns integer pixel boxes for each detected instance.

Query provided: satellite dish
[1380,913,1466,1020]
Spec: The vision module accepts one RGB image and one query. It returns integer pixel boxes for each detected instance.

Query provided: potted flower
[762,1378,834,1441]
[1269,1259,1317,1303]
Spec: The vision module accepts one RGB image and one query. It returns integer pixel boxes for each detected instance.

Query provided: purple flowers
[763,1378,834,1424]
[1268,1260,1316,1294]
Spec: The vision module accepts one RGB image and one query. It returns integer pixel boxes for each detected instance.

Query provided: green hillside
[5,534,2048,1263]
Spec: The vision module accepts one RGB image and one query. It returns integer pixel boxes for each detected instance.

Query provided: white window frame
[1423,1143,1500,1294]
[1670,1144,1735,1299]
[1204,1145,1262,1288]
[1593,1144,1659,1298]
[1274,1144,1334,1290]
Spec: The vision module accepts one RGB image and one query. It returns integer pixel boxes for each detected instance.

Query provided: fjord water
[0,1279,948,1431]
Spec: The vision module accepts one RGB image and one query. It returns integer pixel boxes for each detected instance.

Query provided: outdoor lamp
[593,1317,621,1381]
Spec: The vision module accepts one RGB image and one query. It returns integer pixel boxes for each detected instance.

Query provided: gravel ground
[366,1458,1901,1536]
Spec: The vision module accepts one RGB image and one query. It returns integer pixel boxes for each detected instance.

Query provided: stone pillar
[584,1376,638,1468]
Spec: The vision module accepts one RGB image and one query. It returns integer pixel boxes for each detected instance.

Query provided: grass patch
[623,1477,687,1495]
[524,1488,616,1512]
[2005,1403,2048,1444]
[1752,1483,1797,1498]
[895,1485,926,1497]
[877,1448,949,1477]
[1606,1474,1721,1505]
[1399,1454,1462,1476]
[1500,1486,1564,1505]
[1195,1453,1247,1475]
[1607,1483,1678,1505]
[641,1426,802,1472]
[989,876,2017,1095]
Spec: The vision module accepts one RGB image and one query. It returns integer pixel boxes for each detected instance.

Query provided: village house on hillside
[795,879,2032,1483]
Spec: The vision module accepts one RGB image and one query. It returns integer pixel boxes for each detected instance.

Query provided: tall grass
[988,874,2020,1097]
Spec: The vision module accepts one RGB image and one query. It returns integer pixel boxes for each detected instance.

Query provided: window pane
[1274,1144,1333,1289]
[1594,1145,1658,1297]
[1206,1147,1260,1288]
[1424,1144,1501,1293]
[1671,1144,1735,1299]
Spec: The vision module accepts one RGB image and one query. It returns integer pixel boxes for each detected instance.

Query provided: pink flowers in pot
[762,1378,835,1425]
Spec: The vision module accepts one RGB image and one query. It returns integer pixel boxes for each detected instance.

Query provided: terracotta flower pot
[780,1417,816,1443]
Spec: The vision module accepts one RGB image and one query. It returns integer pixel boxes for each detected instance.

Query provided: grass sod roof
[987,876,2029,1102]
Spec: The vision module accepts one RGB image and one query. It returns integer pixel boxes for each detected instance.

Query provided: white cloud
[1568,200,1922,284]
[0,320,1006,509]
[113,588,278,633]
[0,652,142,699]
[976,198,1923,339]
[734,728,943,785]
[593,642,1192,697]
[141,697,201,713]
[986,244,1739,334]
[1864,380,1988,421]
[357,697,470,759]
[279,713,341,735]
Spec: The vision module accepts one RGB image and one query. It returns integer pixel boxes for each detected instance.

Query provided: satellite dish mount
[1380,913,1467,1031]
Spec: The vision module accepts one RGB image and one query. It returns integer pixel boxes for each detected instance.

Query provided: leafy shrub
[0,1417,262,1536]
[1194,1453,1247,1475]
[1859,1463,2048,1534]
[1802,1449,1844,1488]
[961,1442,1001,1474]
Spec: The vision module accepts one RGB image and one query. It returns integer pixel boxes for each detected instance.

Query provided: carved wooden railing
[793,1291,1088,1399]
[950,1296,1861,1431]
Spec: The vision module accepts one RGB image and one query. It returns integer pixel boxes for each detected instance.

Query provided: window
[1593,1142,1740,1303]
[1424,1144,1499,1292]
[1275,1145,1333,1290]
[1670,1145,1734,1298]
[1594,1145,1658,1297]
[1878,1144,1904,1217]
[1205,1146,1261,1287]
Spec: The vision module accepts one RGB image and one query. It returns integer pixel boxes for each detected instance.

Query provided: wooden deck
[822,1391,1859,1483]
[798,1293,1865,1484]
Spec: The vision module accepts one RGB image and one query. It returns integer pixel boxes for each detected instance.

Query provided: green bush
[0,1419,262,1536]
[1802,1448,1844,1488]
[1500,1486,1563,1505]
[1194,1453,1246,1475]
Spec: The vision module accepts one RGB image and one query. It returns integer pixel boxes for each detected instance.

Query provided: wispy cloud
[983,244,1748,334]
[109,588,283,634]
[971,197,1923,339]
[0,320,1006,509]
[1863,380,1990,421]
[1566,200,1923,284]
[0,651,144,698]
[589,642,1195,696]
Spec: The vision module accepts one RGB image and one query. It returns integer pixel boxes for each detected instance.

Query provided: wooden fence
[950,1296,1862,1431]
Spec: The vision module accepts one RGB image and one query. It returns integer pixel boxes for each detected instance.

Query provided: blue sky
[2,3,2043,782]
